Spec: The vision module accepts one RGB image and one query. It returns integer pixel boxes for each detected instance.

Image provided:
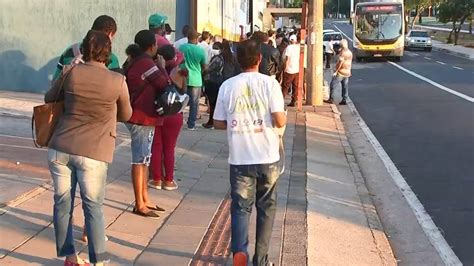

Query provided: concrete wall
[0,0,187,93]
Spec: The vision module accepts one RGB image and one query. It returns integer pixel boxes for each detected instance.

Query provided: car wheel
[393,56,401,62]
[427,47,432,52]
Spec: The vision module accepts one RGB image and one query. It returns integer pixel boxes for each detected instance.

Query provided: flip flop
[132,207,160,219]
[147,205,166,213]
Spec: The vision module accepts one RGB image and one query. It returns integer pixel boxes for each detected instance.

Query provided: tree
[405,0,442,30]
[438,0,474,45]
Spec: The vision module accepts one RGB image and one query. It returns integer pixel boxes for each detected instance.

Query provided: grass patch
[427,30,474,48]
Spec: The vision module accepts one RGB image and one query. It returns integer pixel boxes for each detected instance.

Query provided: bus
[353,0,404,61]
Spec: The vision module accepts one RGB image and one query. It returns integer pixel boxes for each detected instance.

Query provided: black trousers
[204,81,220,125]
[325,53,333,68]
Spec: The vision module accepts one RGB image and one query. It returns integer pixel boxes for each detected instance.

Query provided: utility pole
[306,0,323,106]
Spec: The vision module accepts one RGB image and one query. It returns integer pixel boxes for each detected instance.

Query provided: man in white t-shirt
[198,31,212,63]
[282,34,300,106]
[174,25,189,50]
[213,39,287,266]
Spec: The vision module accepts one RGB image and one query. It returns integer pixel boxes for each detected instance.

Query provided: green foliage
[437,0,474,44]
[288,0,303,8]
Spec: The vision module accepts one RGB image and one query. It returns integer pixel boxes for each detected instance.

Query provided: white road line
[0,134,32,140]
[332,23,474,103]
[453,66,464,70]
[346,99,462,266]
[332,22,464,265]
[424,56,432,60]
[0,143,45,151]
[388,62,474,102]
[436,61,446,65]
[333,24,353,42]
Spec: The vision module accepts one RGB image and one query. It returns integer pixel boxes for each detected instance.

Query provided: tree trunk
[447,23,455,44]
[454,15,469,46]
[469,18,472,34]
[404,10,410,34]
[411,5,419,29]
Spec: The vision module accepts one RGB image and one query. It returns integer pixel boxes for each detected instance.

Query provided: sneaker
[339,100,347,105]
[233,252,247,266]
[162,181,179,191]
[148,180,162,190]
[202,123,214,129]
[323,99,333,104]
[186,127,197,131]
[287,101,295,107]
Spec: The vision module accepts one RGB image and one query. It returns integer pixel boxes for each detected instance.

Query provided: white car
[405,30,432,52]
[323,32,343,53]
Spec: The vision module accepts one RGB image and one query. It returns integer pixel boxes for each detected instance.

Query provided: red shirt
[125,54,169,126]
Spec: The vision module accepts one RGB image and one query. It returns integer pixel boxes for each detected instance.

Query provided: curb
[431,46,474,61]
[330,103,397,265]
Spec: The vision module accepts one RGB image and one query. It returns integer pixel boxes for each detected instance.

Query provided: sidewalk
[0,91,396,265]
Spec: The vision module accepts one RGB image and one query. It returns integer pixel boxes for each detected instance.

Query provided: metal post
[306,0,323,106]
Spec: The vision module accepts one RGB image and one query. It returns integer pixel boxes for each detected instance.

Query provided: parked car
[323,32,343,54]
[405,30,432,51]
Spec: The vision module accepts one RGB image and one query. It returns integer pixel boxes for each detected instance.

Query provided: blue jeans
[48,149,108,263]
[329,74,350,101]
[230,162,280,266]
[125,123,155,166]
[187,86,201,129]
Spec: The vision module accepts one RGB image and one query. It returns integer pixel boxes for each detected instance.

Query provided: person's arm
[45,65,73,102]
[213,84,227,130]
[116,78,133,122]
[269,79,287,128]
[200,49,209,73]
[44,74,63,103]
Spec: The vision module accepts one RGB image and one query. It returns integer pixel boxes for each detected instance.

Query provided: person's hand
[155,55,166,69]
[332,72,337,77]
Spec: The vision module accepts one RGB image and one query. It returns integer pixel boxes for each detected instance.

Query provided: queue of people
[44,12,350,266]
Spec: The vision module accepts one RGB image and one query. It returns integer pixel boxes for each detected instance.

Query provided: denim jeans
[230,162,280,266]
[48,149,108,263]
[125,123,155,166]
[329,74,350,101]
[187,86,201,129]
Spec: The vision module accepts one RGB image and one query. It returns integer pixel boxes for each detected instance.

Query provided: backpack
[207,54,225,85]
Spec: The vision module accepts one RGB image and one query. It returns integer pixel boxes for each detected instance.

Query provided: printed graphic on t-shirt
[229,84,266,134]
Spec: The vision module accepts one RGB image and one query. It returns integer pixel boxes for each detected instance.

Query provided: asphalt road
[326,20,474,264]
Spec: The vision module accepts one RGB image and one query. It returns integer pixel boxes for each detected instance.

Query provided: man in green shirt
[179,29,207,130]
[52,15,120,81]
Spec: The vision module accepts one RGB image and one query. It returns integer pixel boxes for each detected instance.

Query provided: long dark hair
[222,39,234,63]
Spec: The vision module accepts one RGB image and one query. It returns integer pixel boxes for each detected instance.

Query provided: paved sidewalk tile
[305,106,396,266]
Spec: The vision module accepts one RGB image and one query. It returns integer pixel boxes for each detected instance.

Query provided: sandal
[132,207,160,219]
[147,205,166,213]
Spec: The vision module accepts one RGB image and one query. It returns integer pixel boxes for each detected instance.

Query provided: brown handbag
[31,67,73,147]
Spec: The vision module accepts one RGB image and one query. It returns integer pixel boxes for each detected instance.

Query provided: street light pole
[337,0,340,19]
[306,0,323,106]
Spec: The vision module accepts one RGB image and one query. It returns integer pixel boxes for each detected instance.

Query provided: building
[0,0,272,92]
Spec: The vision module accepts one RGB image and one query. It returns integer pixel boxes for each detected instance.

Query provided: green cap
[148,13,168,29]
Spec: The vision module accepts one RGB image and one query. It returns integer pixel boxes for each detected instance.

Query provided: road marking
[0,143,45,151]
[388,62,474,102]
[424,56,432,60]
[346,99,462,266]
[333,24,353,42]
[333,23,474,103]
[436,61,446,65]
[333,22,464,265]
[452,66,464,70]
[0,134,32,140]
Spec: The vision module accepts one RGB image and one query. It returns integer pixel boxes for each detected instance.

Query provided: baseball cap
[148,13,168,29]
[289,35,297,42]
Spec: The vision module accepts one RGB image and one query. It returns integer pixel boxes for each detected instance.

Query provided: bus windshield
[355,5,402,42]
